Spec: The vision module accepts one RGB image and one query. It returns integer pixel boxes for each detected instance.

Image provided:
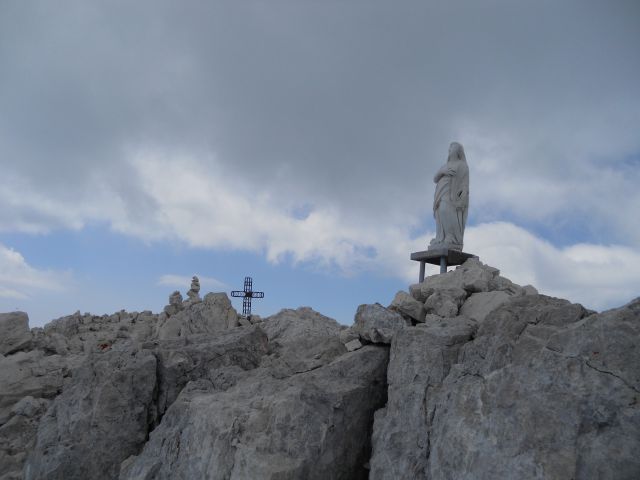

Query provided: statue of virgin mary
[428,142,469,251]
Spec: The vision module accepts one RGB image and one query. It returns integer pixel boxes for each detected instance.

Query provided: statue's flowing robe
[430,158,469,250]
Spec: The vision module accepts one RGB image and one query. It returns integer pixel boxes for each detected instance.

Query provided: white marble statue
[428,142,469,251]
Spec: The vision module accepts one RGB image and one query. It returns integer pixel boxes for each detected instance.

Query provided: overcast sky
[1,0,639,326]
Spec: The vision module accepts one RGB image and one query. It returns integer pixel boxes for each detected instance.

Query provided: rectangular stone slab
[410,249,477,266]
[410,249,478,281]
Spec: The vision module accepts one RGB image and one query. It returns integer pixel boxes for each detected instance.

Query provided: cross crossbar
[230,276,264,316]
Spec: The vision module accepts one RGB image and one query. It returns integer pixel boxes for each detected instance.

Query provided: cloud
[462,223,640,311]
[0,1,638,311]
[158,274,227,292]
[0,244,71,299]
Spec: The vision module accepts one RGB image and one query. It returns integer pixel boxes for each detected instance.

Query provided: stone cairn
[163,291,184,316]
[185,276,202,307]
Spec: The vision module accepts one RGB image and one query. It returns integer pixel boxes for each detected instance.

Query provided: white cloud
[123,154,639,311]
[462,223,640,311]
[0,244,70,299]
[158,274,227,292]
[0,1,638,315]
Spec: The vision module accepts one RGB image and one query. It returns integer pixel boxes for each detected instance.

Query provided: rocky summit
[1,260,638,480]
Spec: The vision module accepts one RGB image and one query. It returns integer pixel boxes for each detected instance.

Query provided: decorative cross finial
[230,276,264,317]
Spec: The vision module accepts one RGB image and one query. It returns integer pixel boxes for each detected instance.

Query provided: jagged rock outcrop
[1,259,638,480]
[1,298,389,480]
[120,308,388,480]
[24,348,157,480]
[370,259,640,480]
[0,312,32,355]
[155,292,239,339]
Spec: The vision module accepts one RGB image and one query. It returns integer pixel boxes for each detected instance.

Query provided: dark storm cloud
[1,0,639,237]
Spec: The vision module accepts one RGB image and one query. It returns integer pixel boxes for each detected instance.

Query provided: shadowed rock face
[2,263,639,480]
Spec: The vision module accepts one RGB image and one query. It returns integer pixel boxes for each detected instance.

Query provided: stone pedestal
[410,248,478,282]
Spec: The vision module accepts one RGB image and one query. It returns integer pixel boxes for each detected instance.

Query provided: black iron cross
[230,276,264,317]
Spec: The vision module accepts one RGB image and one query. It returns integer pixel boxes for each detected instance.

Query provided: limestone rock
[423,287,467,317]
[339,327,359,345]
[345,339,363,351]
[155,292,238,339]
[258,308,345,379]
[389,291,426,323]
[0,351,79,425]
[185,275,201,305]
[413,258,499,302]
[0,312,32,355]
[120,345,389,480]
[352,303,409,344]
[459,290,512,323]
[371,295,640,480]
[163,290,184,316]
[370,316,476,479]
[152,327,269,417]
[0,396,50,480]
[24,349,157,480]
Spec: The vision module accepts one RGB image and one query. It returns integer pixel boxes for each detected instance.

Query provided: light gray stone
[371,295,640,480]
[414,257,498,303]
[459,290,512,323]
[428,142,469,251]
[345,339,363,351]
[185,275,201,304]
[24,349,157,480]
[0,351,79,425]
[152,326,269,419]
[0,312,32,355]
[155,292,239,339]
[352,303,409,344]
[163,290,183,316]
[370,316,476,479]
[424,287,467,317]
[0,396,50,480]
[339,327,359,345]
[258,308,345,379]
[389,290,426,323]
[120,345,388,480]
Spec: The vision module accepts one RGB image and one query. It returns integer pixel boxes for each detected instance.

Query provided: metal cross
[230,276,264,317]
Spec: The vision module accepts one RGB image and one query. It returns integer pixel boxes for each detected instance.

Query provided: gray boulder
[155,292,239,339]
[411,258,499,303]
[258,307,346,379]
[352,303,409,344]
[24,349,157,480]
[120,345,389,480]
[369,316,477,479]
[152,327,269,417]
[371,295,640,480]
[389,291,426,323]
[459,290,512,323]
[423,287,467,317]
[0,312,32,355]
[0,396,50,480]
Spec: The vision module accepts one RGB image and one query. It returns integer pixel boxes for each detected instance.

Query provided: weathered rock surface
[370,294,640,480]
[1,264,639,480]
[0,312,32,355]
[459,290,512,322]
[352,303,409,344]
[155,292,239,339]
[24,349,157,480]
[120,310,388,480]
[389,291,426,323]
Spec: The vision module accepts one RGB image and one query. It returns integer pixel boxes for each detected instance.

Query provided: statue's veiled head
[448,142,466,162]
